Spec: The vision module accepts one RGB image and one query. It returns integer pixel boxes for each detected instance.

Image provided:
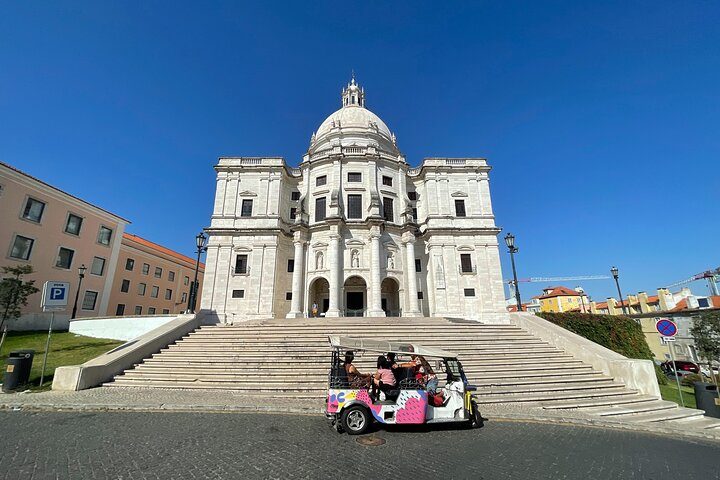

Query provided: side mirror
[465,385,477,392]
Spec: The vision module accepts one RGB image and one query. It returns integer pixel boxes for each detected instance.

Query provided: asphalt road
[0,411,718,479]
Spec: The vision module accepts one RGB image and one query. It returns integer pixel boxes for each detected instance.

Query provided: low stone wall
[511,312,661,398]
[9,312,71,331]
[52,314,200,391]
[69,315,177,341]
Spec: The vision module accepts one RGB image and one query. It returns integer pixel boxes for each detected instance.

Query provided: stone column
[326,231,342,317]
[367,225,385,317]
[402,231,421,317]
[286,231,306,318]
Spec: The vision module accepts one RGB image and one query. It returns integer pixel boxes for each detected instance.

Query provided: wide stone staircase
[105,317,720,431]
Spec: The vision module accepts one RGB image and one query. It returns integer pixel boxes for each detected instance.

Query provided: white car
[700,365,720,380]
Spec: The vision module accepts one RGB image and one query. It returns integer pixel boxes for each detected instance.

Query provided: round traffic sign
[656,318,678,337]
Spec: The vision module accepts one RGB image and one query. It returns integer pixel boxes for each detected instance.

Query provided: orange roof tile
[123,233,205,269]
[538,286,584,299]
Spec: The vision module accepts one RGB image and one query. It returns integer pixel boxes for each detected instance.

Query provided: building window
[154,267,162,278]
[290,207,297,220]
[235,254,248,274]
[232,289,245,298]
[136,283,145,296]
[412,207,418,221]
[291,191,301,201]
[55,247,74,269]
[134,306,142,315]
[125,258,135,271]
[415,259,421,272]
[316,175,327,187]
[417,291,424,299]
[65,213,83,235]
[148,307,156,314]
[241,199,253,217]
[184,276,189,286]
[151,286,159,298]
[460,254,473,273]
[315,197,326,221]
[286,292,292,301]
[82,291,98,310]
[142,263,150,275]
[287,259,294,272]
[181,292,187,302]
[165,289,172,300]
[9,235,34,260]
[382,176,393,187]
[97,226,113,246]
[347,194,362,219]
[90,257,106,276]
[408,191,417,201]
[22,197,45,223]
[115,304,125,316]
[347,172,362,182]
[121,279,130,293]
[162,309,170,314]
[168,271,175,282]
[383,198,394,222]
[464,288,476,297]
[455,199,466,217]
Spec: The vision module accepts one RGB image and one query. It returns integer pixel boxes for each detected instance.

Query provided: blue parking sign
[41,281,70,310]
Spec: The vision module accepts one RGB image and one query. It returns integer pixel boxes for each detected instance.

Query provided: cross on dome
[341,74,365,108]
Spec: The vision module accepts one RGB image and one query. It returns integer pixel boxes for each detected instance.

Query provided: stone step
[163,344,558,353]
[473,380,621,396]
[541,394,659,410]
[618,407,705,423]
[477,387,636,404]
[665,416,720,430]
[579,400,679,417]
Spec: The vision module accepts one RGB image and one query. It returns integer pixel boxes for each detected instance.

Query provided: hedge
[537,312,668,385]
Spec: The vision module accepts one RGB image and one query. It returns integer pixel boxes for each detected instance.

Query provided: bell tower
[341,74,365,107]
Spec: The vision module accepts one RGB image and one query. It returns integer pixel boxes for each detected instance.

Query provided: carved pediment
[312,242,328,249]
[238,190,257,197]
[451,191,468,197]
[456,245,474,252]
[383,241,399,251]
[345,239,365,247]
[234,246,253,252]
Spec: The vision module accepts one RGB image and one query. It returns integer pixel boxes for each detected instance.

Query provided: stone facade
[199,78,507,323]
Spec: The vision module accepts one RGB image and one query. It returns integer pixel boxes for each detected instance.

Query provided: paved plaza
[0,410,718,479]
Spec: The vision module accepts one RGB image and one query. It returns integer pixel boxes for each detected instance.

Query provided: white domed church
[199,78,507,323]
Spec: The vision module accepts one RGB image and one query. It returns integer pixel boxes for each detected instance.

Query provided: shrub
[537,312,668,385]
[680,373,703,387]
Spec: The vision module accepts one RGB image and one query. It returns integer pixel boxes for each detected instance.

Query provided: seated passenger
[373,356,397,399]
[414,355,439,394]
[343,351,370,387]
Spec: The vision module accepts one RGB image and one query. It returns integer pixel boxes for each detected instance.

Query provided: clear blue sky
[1,1,718,303]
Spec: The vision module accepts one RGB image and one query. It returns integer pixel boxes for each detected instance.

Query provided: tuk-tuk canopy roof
[328,335,456,359]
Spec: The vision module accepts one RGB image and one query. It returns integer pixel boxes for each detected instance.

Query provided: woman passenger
[344,351,370,387]
[373,356,397,398]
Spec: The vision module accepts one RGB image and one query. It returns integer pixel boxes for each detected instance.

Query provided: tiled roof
[123,233,205,269]
[538,286,583,299]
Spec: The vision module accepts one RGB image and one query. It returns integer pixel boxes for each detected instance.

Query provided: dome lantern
[341,73,365,108]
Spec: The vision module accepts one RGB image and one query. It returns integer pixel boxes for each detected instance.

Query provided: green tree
[0,265,40,335]
[690,310,720,389]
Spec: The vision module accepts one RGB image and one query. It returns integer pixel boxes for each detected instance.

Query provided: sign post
[39,281,69,387]
[656,318,683,406]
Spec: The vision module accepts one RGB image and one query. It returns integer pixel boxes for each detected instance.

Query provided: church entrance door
[343,276,367,317]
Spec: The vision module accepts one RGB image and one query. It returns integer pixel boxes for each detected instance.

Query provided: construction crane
[666,267,720,296]
[505,275,611,285]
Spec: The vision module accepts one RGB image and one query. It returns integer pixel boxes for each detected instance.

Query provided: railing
[344,147,364,154]
[407,167,421,176]
[240,158,262,165]
[289,167,301,176]
[459,265,477,274]
[345,309,365,317]
[445,159,466,166]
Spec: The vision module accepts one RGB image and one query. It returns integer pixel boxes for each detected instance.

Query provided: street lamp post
[71,264,87,319]
[504,233,522,312]
[188,232,208,314]
[611,266,628,315]
[575,286,586,313]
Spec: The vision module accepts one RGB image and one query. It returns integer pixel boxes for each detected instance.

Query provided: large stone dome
[309,78,399,156]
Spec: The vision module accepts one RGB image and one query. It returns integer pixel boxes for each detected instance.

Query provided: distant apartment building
[108,234,204,317]
[534,286,590,313]
[0,161,204,330]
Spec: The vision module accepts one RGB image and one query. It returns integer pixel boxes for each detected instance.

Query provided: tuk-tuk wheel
[470,400,484,428]
[341,406,371,435]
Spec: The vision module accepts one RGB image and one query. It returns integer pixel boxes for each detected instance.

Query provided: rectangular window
[184,276,189,286]
[134,305,142,315]
[22,197,45,223]
[383,198,394,222]
[408,191,417,201]
[126,258,135,271]
[417,291,424,299]
[290,207,297,220]
[168,271,175,282]
[151,286,159,298]
[162,309,169,314]
[464,288,476,297]
[347,172,362,182]
[287,259,294,272]
[415,259,421,272]
[142,263,150,275]
[382,176,393,186]
[181,292,187,302]
[455,199,466,217]
[232,289,245,298]
[137,283,146,296]
[148,307,156,314]
[97,226,113,245]
[347,194,362,219]
[9,235,34,260]
[65,213,83,235]
[116,304,125,316]
[291,191,301,201]
[235,254,248,274]
[121,279,130,293]
[315,197,326,222]
[82,291,98,310]
[154,267,162,278]
[241,199,253,217]
[285,292,292,301]
[90,256,106,276]
[316,175,327,186]
[460,254,473,273]
[55,247,74,269]
[412,207,418,222]
[165,289,172,300]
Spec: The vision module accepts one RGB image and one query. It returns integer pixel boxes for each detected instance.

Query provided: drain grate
[356,436,386,446]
